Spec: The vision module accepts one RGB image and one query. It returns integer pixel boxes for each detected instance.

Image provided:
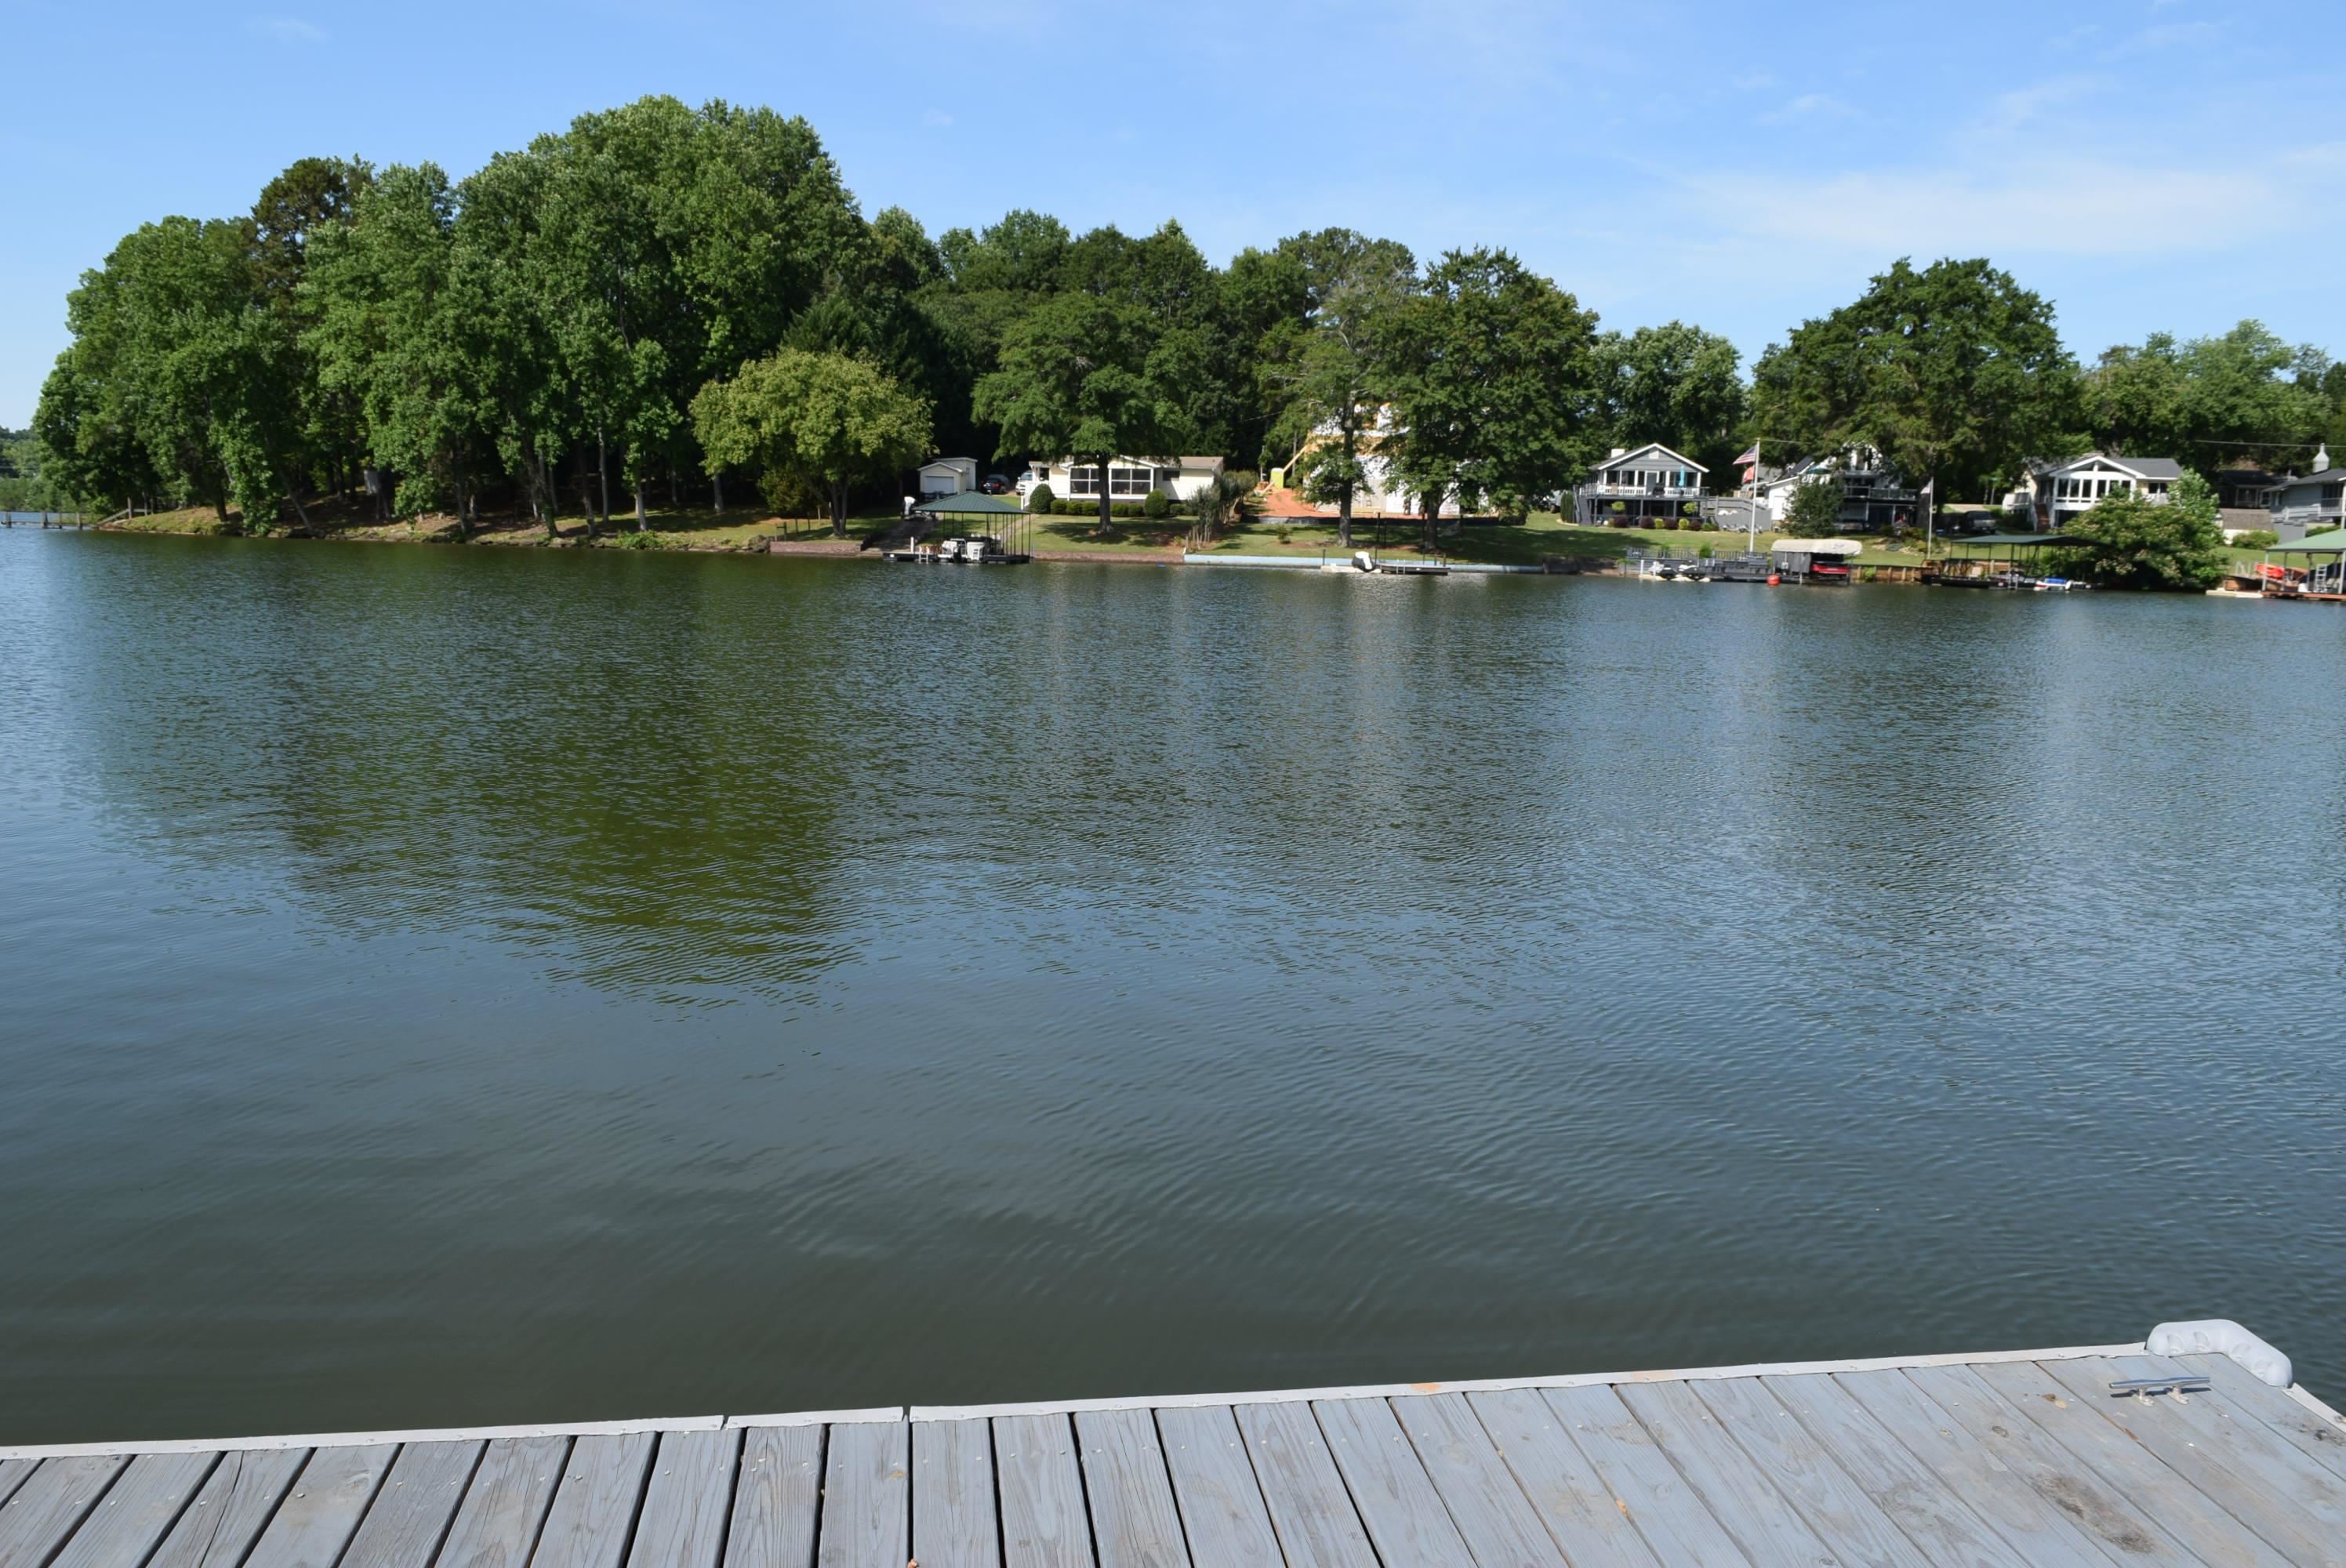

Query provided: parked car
[979,474,1011,494]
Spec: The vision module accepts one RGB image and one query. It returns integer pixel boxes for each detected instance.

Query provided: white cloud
[1686,156,2291,260]
[2105,20,2221,56]
[246,16,325,42]
[1981,75,2104,131]
[1762,93,1858,125]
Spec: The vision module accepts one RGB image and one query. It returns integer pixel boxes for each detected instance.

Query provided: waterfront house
[1574,443,1706,526]
[2006,453,2183,529]
[2261,447,2343,543]
[917,457,979,499]
[1756,446,1919,533]
[1019,455,1227,506]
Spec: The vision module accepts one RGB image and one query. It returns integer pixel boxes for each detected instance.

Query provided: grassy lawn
[93,498,1982,574]
[88,501,883,550]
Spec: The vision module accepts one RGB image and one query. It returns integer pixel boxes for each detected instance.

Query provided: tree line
[29,95,2346,545]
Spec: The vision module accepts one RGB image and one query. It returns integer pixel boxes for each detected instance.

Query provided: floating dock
[0,1323,2337,1566]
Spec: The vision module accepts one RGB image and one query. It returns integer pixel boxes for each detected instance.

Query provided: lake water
[2,528,2341,1444]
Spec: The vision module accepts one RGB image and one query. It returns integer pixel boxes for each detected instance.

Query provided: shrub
[1026,482,1055,512]
[1142,488,1171,519]
[2233,528,2279,550]
[1698,543,1713,559]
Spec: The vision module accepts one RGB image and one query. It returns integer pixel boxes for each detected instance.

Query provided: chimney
[2318,443,2332,474]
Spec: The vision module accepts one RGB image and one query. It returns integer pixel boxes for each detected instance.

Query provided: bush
[2233,528,2279,550]
[1142,488,1171,519]
[1026,482,1055,512]
[1698,543,1713,559]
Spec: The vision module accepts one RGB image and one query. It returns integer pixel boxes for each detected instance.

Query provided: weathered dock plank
[1388,1392,1567,1568]
[993,1414,1090,1568]
[1463,1386,1661,1566]
[815,1417,908,1568]
[342,1439,486,1568]
[1894,1364,2193,1565]
[723,1425,819,1568]
[438,1436,571,1568]
[1760,1371,2032,1568]
[1543,1384,1749,1566]
[241,1443,398,1568]
[913,1420,999,1568]
[144,1448,309,1568]
[1685,1377,1932,1568]
[0,1456,128,1568]
[628,1431,739,1568]
[1075,1407,1186,1568]
[1966,1360,2294,1568]
[2184,1354,2346,1483]
[1154,1406,1280,1568]
[2044,1356,2346,1559]
[1233,1398,1375,1568]
[1310,1396,1474,1568]
[1831,1370,2112,1567]
[1616,1379,1839,1565]
[46,1451,217,1568]
[534,1432,657,1568]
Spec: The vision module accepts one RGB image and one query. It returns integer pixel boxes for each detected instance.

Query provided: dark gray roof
[2272,467,2346,488]
[2028,453,2184,480]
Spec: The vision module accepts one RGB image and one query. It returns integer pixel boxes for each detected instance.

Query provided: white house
[1270,408,1469,517]
[1573,443,1705,525]
[1753,447,1919,533]
[1019,456,1227,505]
[2005,454,2182,529]
[917,457,980,499]
[2261,446,2344,543]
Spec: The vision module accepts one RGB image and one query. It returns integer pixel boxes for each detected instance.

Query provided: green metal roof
[2269,526,2346,554]
[913,491,1021,515]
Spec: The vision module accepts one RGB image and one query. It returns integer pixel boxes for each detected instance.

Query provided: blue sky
[5,0,2341,426]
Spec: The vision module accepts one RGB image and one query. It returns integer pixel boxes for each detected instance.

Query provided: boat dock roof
[2,1329,2340,1566]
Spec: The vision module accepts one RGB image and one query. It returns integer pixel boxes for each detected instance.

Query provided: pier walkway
[2,1334,2341,1566]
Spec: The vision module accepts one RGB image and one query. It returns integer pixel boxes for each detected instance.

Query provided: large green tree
[973,283,1186,535]
[2083,321,2326,474]
[1592,321,1746,479]
[1388,248,1600,537]
[1260,229,1417,547]
[2058,470,2227,589]
[692,349,931,535]
[38,216,307,526]
[1751,257,2079,510]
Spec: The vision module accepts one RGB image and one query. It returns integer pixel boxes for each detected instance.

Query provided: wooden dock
[3,1336,2342,1566]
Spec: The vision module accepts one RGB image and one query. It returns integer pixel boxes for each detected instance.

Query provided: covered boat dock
[2258,526,2346,598]
[889,492,1033,563]
[1923,531,2083,587]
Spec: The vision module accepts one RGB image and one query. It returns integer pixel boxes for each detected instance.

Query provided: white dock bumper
[2148,1319,2293,1387]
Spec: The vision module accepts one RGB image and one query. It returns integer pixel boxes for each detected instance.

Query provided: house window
[1069,465,1102,497]
[2148,481,2167,495]
[1109,464,1153,497]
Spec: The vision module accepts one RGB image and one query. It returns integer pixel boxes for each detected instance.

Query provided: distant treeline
[27,95,2346,535]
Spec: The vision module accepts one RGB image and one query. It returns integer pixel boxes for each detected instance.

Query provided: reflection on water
[2,528,2342,1443]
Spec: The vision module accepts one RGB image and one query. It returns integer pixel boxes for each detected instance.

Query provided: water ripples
[1,531,2343,1439]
